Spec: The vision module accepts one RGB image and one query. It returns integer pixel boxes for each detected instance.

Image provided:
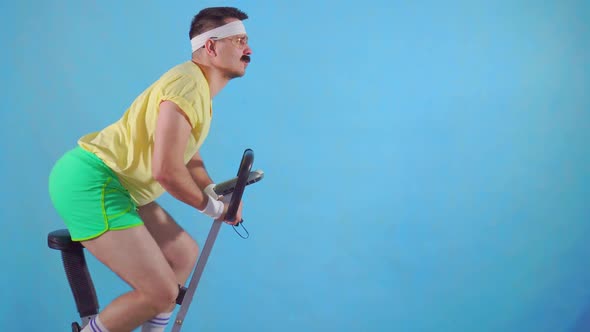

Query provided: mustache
[241,55,251,63]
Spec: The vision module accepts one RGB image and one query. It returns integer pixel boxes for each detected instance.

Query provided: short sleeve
[158,73,208,128]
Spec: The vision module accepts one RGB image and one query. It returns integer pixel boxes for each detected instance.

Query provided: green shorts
[48,146,143,241]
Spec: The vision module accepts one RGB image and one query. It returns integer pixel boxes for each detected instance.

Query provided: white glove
[205,183,234,204]
[199,184,223,219]
[204,183,219,200]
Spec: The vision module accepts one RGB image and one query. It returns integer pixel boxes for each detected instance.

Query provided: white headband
[190,20,247,52]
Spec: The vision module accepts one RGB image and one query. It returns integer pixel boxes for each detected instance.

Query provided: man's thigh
[137,202,199,282]
[81,225,176,293]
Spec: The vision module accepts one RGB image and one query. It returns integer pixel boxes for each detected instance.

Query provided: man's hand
[216,199,243,225]
[204,185,243,224]
[219,192,232,204]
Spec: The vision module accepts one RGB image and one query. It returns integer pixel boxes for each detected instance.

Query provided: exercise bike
[47,149,263,331]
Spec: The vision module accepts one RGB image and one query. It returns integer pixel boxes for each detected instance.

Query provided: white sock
[141,311,173,332]
[81,315,110,332]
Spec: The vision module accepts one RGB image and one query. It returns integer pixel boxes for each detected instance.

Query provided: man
[48,7,252,332]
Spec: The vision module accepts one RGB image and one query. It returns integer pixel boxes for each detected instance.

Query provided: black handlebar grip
[225,149,254,223]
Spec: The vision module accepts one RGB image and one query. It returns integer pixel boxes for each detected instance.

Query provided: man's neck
[191,59,229,99]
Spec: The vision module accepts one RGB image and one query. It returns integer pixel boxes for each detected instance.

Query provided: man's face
[211,24,252,79]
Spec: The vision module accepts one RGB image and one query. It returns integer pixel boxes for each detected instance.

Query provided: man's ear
[204,39,217,56]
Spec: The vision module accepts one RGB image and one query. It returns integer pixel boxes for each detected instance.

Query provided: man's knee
[141,277,180,313]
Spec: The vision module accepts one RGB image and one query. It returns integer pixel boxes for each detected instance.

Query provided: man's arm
[152,100,210,211]
[187,151,214,190]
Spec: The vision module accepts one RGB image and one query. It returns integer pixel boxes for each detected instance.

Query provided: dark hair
[189,7,248,39]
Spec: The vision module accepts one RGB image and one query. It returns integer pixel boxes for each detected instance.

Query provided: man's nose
[243,44,252,55]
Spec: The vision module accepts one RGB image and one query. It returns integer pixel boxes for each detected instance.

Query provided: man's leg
[80,225,179,332]
[137,201,200,331]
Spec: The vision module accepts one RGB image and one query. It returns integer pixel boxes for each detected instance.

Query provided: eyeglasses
[210,35,249,50]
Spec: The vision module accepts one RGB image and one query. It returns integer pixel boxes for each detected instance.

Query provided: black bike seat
[47,229,83,251]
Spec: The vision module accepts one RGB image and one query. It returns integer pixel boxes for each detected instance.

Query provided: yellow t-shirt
[78,61,212,206]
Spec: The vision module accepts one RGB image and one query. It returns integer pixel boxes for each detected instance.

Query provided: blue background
[2,1,589,331]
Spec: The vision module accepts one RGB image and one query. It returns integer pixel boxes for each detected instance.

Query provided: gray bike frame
[171,148,254,332]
